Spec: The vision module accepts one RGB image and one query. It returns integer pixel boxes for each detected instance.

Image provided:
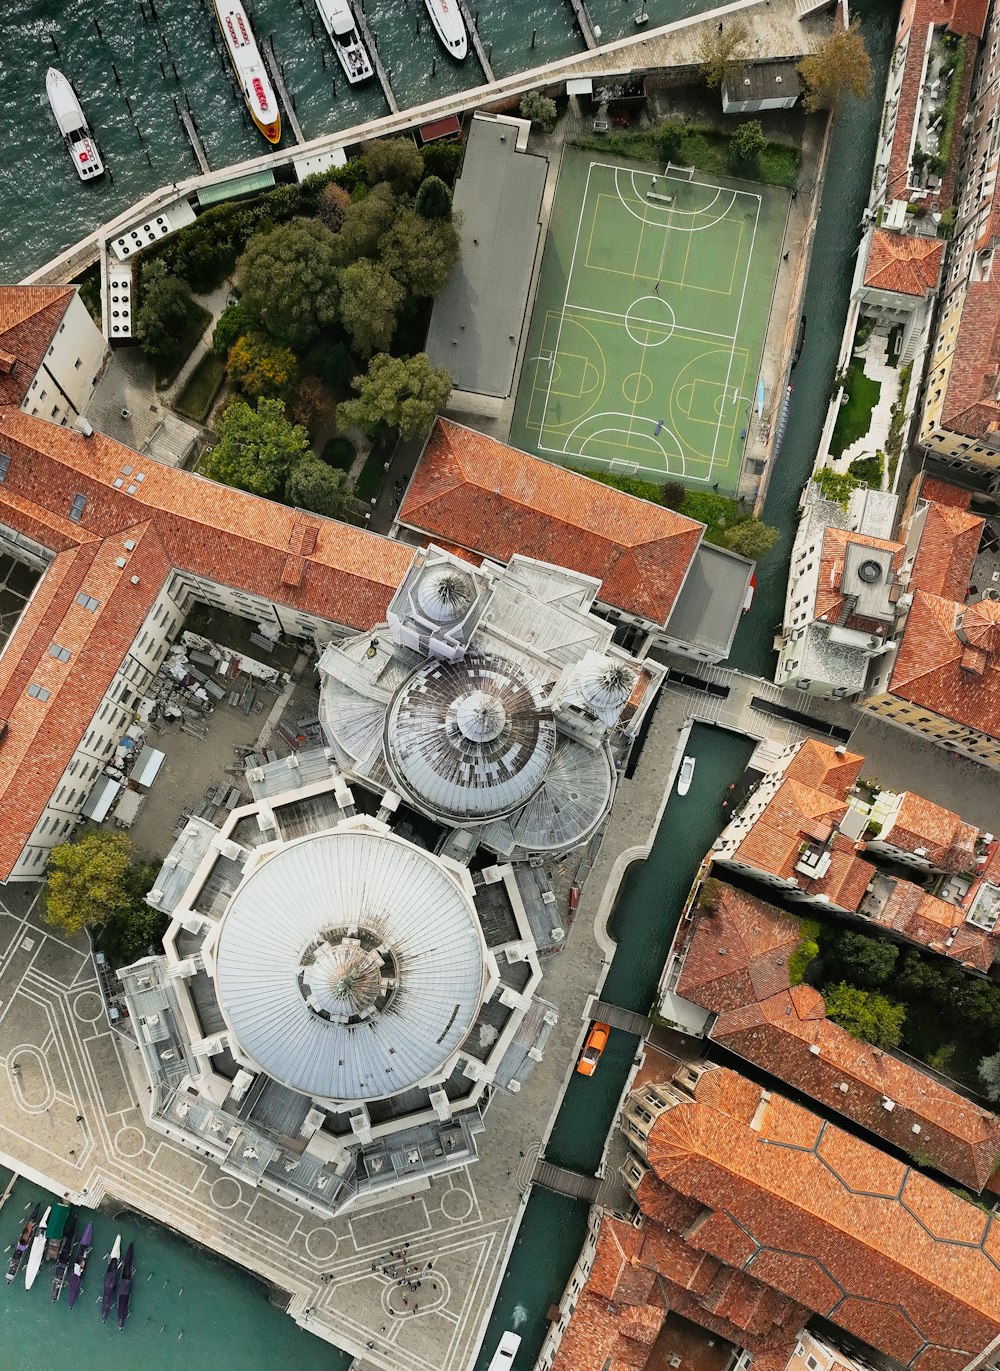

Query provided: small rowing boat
[24,1205,50,1290]
[66,1220,93,1310]
[214,0,281,143]
[117,1242,135,1330]
[51,1213,76,1302]
[5,1204,40,1285]
[100,1234,121,1323]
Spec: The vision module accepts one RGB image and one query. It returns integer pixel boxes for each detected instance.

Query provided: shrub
[520,90,558,134]
[321,436,356,470]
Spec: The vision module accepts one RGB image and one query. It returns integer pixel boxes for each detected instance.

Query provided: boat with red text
[213,0,281,144]
[315,0,373,84]
[423,0,467,58]
[46,69,105,181]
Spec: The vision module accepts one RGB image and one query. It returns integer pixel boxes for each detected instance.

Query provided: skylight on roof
[69,493,87,522]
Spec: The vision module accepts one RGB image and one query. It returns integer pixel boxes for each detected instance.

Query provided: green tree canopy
[698,18,750,89]
[797,19,872,113]
[825,929,899,989]
[336,183,398,264]
[226,332,300,402]
[722,517,779,559]
[98,859,166,967]
[290,375,337,435]
[363,136,424,194]
[135,270,199,365]
[422,139,464,187]
[414,175,454,220]
[204,396,309,498]
[237,217,340,349]
[823,981,906,1049]
[379,210,462,298]
[45,830,134,936]
[729,119,766,172]
[812,467,858,509]
[212,299,259,357]
[656,121,685,165]
[519,90,558,134]
[337,352,453,441]
[286,454,352,519]
[339,259,407,359]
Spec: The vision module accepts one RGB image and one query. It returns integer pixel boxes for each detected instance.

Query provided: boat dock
[177,104,210,175]
[455,0,495,83]
[566,0,599,50]
[0,1172,18,1212]
[264,37,305,146]
[349,1,399,115]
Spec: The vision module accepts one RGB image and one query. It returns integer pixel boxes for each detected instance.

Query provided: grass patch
[355,446,388,503]
[174,353,226,423]
[573,121,800,189]
[153,299,211,389]
[830,361,881,459]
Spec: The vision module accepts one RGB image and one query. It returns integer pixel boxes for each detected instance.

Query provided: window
[69,493,87,522]
[27,684,50,701]
[49,644,71,663]
[0,453,9,482]
[74,357,82,369]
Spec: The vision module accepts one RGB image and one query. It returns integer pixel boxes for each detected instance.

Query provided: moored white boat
[46,69,104,181]
[487,1332,521,1371]
[677,755,696,796]
[23,1205,51,1290]
[214,0,281,144]
[315,0,373,84]
[423,0,467,59]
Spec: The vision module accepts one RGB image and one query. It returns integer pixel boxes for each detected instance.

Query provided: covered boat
[44,1203,71,1261]
[315,0,373,83]
[5,1203,40,1285]
[45,69,104,181]
[214,1,281,143]
[101,1234,121,1323]
[117,1242,135,1329]
[51,1213,76,1302]
[24,1205,50,1290]
[66,1221,93,1310]
[423,0,467,58]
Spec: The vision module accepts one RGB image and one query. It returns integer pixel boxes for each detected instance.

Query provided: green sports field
[510,149,788,493]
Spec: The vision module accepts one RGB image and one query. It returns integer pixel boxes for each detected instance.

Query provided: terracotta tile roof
[0,286,74,407]
[909,501,983,600]
[864,875,998,970]
[643,1066,1000,1371]
[863,230,943,297]
[918,477,971,510]
[881,790,979,869]
[0,408,414,880]
[399,418,704,626]
[814,529,904,627]
[677,885,1000,1188]
[781,738,865,795]
[889,589,1000,737]
[939,276,1000,440]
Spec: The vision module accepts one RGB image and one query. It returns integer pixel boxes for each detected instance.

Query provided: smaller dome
[578,656,637,724]
[301,938,386,1022]
[456,689,507,743]
[963,600,1000,655]
[415,565,477,625]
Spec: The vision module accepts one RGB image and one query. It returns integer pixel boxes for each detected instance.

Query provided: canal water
[0,1172,351,1370]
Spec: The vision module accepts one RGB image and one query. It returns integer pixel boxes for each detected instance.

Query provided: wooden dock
[588,999,651,1039]
[455,0,495,83]
[531,1160,603,1203]
[0,1172,19,1212]
[179,107,209,175]
[566,0,599,50]
[350,2,399,115]
[265,37,305,145]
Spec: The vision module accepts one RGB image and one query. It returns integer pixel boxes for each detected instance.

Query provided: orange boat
[576,1021,610,1077]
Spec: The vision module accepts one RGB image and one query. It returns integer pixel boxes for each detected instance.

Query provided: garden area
[830,358,882,460]
[131,136,464,522]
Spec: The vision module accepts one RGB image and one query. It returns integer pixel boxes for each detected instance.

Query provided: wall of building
[863,691,1000,766]
[19,293,109,426]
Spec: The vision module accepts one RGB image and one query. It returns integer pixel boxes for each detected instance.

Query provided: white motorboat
[487,1332,522,1371]
[214,0,281,144]
[423,0,467,59]
[315,0,373,84]
[677,755,696,796]
[46,69,104,181]
[23,1205,51,1290]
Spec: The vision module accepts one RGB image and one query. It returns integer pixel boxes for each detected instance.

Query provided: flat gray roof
[425,117,548,398]
[664,542,752,659]
[723,62,801,103]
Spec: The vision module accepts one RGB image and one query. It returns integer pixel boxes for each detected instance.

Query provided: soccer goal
[664,163,695,181]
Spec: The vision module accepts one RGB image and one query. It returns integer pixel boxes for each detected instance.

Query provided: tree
[338,352,453,440]
[823,982,906,1049]
[363,136,424,195]
[729,119,766,172]
[336,183,398,264]
[98,859,166,967]
[423,139,464,187]
[212,299,259,356]
[698,18,750,90]
[290,375,337,434]
[722,518,779,559]
[812,467,858,509]
[302,338,354,393]
[798,19,872,113]
[204,396,309,498]
[657,121,685,165]
[135,270,198,365]
[237,218,340,349]
[45,830,133,936]
[414,175,453,220]
[661,481,687,510]
[226,332,300,402]
[339,260,407,358]
[825,930,899,989]
[380,210,462,298]
[317,181,351,233]
[286,455,352,519]
[978,1050,1000,1103]
[520,90,558,134]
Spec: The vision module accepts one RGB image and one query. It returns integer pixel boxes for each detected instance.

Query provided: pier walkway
[455,0,496,82]
[264,37,306,145]
[586,999,650,1038]
[566,0,600,49]
[179,107,210,175]
[350,1,399,115]
[531,1161,604,1203]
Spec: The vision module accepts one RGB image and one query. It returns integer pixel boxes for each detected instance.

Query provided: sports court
[510,149,788,493]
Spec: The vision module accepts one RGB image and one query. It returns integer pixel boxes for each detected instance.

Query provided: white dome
[578,655,636,724]
[414,564,477,625]
[214,827,486,1102]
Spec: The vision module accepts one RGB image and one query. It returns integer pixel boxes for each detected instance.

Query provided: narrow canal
[474,0,899,1362]
[0,1169,351,1370]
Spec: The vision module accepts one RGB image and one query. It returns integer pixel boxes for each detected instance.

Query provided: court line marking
[538,159,596,450]
[612,166,742,234]
[710,194,760,462]
[565,302,736,344]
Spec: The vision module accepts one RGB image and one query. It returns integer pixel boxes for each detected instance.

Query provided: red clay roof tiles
[0,286,73,408]
[889,589,1000,737]
[863,230,943,297]
[908,501,983,600]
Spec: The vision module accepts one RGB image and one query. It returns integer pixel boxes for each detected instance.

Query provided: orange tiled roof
[909,500,983,601]
[399,418,704,626]
[0,286,74,408]
[939,276,1000,440]
[781,738,865,795]
[644,1066,1000,1371]
[865,875,998,970]
[814,528,905,628]
[918,477,972,510]
[889,589,1000,738]
[677,884,1000,1188]
[882,790,979,869]
[863,230,943,297]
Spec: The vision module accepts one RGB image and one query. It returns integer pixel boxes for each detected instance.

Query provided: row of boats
[5,1203,135,1329]
[46,0,470,180]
